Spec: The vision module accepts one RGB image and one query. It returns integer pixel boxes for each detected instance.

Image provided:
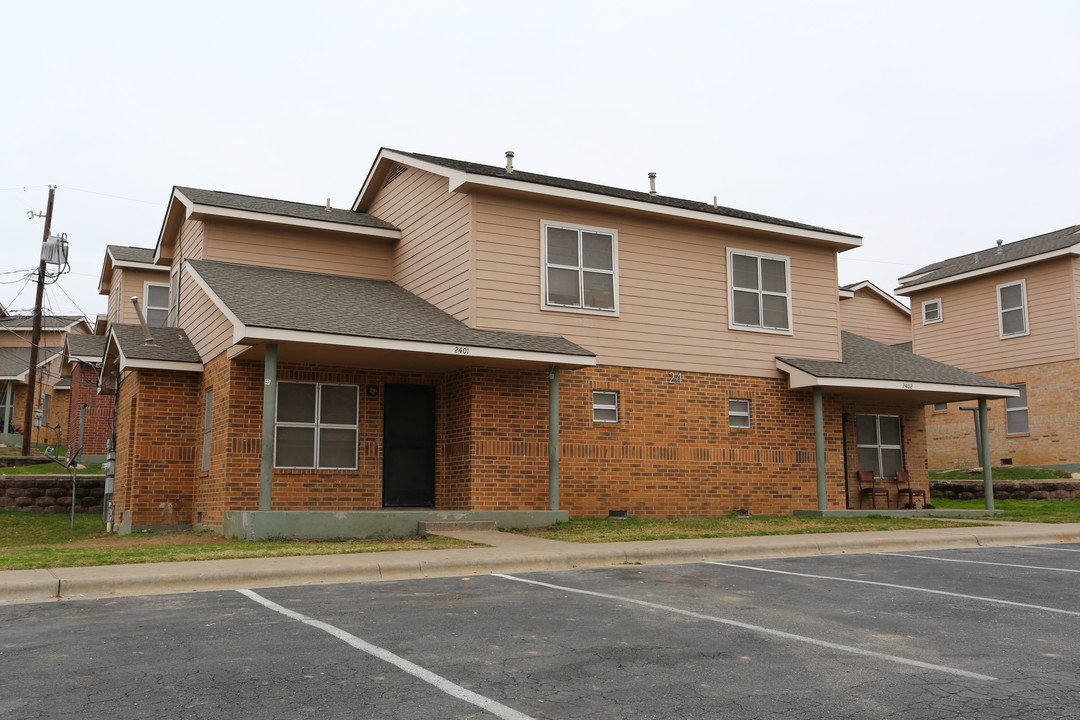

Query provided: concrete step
[419,520,499,536]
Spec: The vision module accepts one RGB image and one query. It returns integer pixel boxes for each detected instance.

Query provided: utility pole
[21,186,55,456]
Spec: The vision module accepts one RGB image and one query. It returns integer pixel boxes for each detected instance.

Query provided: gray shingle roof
[110,324,202,365]
[66,334,108,360]
[898,224,1080,289]
[0,347,62,380]
[386,149,859,239]
[107,245,157,264]
[176,186,397,231]
[187,259,594,357]
[0,315,85,331]
[778,332,1015,389]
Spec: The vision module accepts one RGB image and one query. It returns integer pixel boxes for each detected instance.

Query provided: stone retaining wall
[0,475,105,514]
[930,480,1080,501]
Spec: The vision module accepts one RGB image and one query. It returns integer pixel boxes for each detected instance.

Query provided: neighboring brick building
[60,334,115,457]
[0,315,91,448]
[897,225,1080,469]
[98,149,1015,537]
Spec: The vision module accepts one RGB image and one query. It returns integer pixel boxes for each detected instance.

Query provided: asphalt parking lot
[3,543,1078,719]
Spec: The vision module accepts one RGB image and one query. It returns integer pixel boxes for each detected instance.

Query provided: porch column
[548,366,559,511]
[813,387,826,511]
[979,397,994,511]
[260,343,278,511]
[2,380,11,435]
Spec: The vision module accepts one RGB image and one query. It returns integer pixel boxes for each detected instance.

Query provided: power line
[58,185,164,207]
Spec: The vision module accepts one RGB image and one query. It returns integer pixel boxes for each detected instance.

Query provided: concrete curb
[3,524,1077,605]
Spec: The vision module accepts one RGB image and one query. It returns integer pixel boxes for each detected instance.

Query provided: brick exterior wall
[116,356,927,530]
[65,363,115,456]
[112,368,201,529]
[925,359,1080,470]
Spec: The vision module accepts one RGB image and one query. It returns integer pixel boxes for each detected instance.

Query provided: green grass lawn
[929,467,1072,480]
[931,497,1080,523]
[0,511,471,571]
[514,515,987,544]
[0,462,104,475]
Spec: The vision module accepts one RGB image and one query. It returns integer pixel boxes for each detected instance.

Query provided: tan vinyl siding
[471,191,842,376]
[116,268,170,326]
[366,166,472,322]
[179,218,206,261]
[911,257,1079,372]
[179,273,232,361]
[839,291,911,345]
[201,218,392,280]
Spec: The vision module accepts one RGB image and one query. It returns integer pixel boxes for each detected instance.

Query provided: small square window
[932,402,948,412]
[592,390,619,423]
[922,299,942,325]
[729,398,751,428]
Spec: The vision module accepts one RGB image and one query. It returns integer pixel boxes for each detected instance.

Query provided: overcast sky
[3,0,1078,321]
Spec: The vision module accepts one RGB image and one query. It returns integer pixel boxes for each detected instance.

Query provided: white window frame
[201,388,213,472]
[997,279,1029,339]
[728,398,751,428]
[144,281,171,328]
[1005,383,1029,435]
[922,298,942,325]
[274,382,360,470]
[856,414,904,479]
[592,390,619,423]
[932,402,948,413]
[168,268,180,328]
[727,248,793,335]
[540,220,620,316]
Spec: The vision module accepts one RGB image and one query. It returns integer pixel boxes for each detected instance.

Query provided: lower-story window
[856,414,903,478]
[275,382,359,469]
[592,390,619,423]
[1005,383,1029,434]
[728,398,751,428]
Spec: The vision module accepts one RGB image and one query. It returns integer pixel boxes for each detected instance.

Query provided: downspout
[260,344,278,511]
[978,397,994,511]
[840,412,850,509]
[548,365,559,511]
[3,380,11,435]
[813,387,827,511]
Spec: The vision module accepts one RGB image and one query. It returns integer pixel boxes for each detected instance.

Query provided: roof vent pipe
[648,172,657,196]
[326,198,331,211]
[713,195,718,209]
[505,151,515,173]
[996,239,1004,254]
[130,296,155,345]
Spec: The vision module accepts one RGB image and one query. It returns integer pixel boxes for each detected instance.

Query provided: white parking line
[495,574,996,682]
[1015,545,1080,553]
[705,561,1080,617]
[237,589,537,720]
[880,553,1080,573]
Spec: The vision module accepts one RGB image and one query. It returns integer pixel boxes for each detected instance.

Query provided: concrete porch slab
[794,509,1003,518]
[223,509,569,541]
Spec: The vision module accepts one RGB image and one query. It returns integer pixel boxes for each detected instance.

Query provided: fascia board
[189,203,400,239]
[775,359,1019,397]
[352,149,467,211]
[153,189,192,264]
[238,325,597,367]
[843,281,910,315]
[120,358,204,372]
[896,245,1080,296]
[838,289,855,298]
[455,173,863,249]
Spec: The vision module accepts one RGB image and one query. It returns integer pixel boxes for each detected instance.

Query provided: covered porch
[778,332,1020,517]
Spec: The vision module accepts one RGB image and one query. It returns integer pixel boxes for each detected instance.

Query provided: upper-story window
[144,282,170,327]
[728,249,791,333]
[541,221,618,314]
[997,280,1028,338]
[922,298,942,324]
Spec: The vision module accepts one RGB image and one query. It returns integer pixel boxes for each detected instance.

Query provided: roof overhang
[98,247,167,294]
[186,260,594,371]
[0,350,62,383]
[154,187,401,264]
[896,244,1080,295]
[841,281,910,315]
[102,329,204,375]
[356,149,862,250]
[776,359,1020,405]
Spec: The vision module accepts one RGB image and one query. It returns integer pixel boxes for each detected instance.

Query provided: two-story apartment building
[897,225,1080,469]
[0,314,91,447]
[98,149,1014,537]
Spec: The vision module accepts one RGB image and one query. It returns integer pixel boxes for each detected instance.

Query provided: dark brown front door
[382,384,436,507]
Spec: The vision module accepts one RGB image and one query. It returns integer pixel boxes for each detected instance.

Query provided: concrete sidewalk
[3,522,1078,606]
